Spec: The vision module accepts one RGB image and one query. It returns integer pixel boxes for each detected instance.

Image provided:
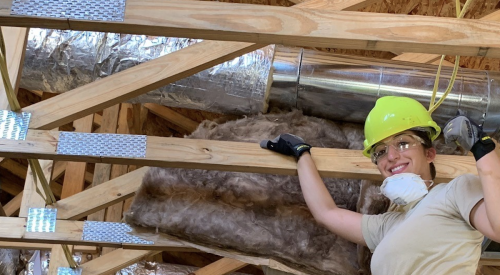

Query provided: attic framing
[0,0,499,274]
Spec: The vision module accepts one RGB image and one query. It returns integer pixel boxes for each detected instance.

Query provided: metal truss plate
[57,132,147,158]
[0,110,31,140]
[82,221,154,245]
[57,267,82,275]
[26,208,57,233]
[11,0,126,22]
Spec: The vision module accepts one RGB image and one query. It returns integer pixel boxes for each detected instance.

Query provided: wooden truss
[0,0,499,274]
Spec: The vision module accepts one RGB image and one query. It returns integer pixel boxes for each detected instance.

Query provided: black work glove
[260,134,312,160]
[443,115,495,161]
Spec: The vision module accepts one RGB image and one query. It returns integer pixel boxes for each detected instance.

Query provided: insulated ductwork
[269,46,500,134]
[20,29,500,135]
[21,29,274,115]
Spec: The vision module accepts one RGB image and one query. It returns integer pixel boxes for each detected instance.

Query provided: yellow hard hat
[363,96,441,157]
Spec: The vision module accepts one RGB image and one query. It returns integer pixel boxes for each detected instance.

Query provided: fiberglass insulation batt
[125,111,389,275]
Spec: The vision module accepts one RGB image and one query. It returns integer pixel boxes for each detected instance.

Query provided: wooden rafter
[0,1,499,57]
[0,216,197,250]
[144,103,199,133]
[194,258,248,275]
[55,167,146,220]
[79,249,161,274]
[0,26,27,111]
[293,0,378,11]
[60,115,94,199]
[393,10,500,63]
[88,105,120,222]
[0,129,477,182]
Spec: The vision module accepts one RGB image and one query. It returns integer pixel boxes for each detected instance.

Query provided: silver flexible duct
[0,249,19,275]
[21,29,274,115]
[20,30,500,135]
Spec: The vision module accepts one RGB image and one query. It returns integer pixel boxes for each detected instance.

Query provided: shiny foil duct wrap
[116,261,248,275]
[21,29,274,115]
[18,250,82,275]
[0,249,19,275]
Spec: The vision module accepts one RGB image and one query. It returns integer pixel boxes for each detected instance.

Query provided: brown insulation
[126,111,374,275]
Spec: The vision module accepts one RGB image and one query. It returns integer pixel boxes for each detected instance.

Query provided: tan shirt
[362,174,484,275]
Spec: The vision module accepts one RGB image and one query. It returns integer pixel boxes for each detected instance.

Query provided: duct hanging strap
[428,0,474,114]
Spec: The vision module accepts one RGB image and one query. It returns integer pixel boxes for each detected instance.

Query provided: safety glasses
[370,134,425,164]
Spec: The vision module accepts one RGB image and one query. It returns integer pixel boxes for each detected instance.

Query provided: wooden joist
[393,10,500,63]
[0,26,28,110]
[0,129,477,182]
[79,249,160,274]
[61,115,94,199]
[144,103,199,133]
[294,0,378,11]
[55,167,146,220]
[0,1,499,57]
[0,216,198,251]
[88,105,120,222]
[194,258,248,275]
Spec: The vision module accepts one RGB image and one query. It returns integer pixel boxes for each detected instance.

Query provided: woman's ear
[426,147,437,163]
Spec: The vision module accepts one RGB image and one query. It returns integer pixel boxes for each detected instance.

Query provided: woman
[260,96,499,274]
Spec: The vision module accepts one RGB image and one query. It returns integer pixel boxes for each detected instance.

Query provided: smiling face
[374,131,436,181]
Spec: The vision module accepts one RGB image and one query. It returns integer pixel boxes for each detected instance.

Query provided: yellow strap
[28,159,57,205]
[428,0,474,115]
[62,244,78,268]
[428,56,461,115]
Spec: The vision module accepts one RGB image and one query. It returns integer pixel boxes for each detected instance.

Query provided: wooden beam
[22,40,262,130]
[93,113,102,127]
[61,114,94,199]
[0,177,23,195]
[393,10,500,63]
[293,0,378,11]
[0,241,52,250]
[102,104,133,255]
[88,105,120,222]
[0,241,99,253]
[56,167,146,220]
[0,216,198,251]
[48,245,71,274]
[52,161,93,184]
[4,192,21,216]
[80,249,160,275]
[56,115,94,274]
[0,26,28,110]
[480,266,500,274]
[194,258,248,275]
[0,158,27,179]
[480,252,500,267]
[0,0,499,57]
[144,103,199,133]
[0,129,477,182]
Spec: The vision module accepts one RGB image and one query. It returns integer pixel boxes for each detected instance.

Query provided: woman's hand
[260,133,312,160]
[443,115,495,160]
